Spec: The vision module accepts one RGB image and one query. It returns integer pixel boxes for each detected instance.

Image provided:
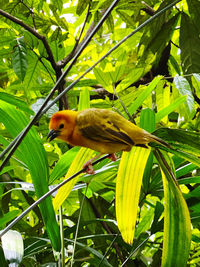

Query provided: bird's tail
[149,134,171,149]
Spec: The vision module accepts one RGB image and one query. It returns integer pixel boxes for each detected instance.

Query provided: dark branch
[57,3,91,68]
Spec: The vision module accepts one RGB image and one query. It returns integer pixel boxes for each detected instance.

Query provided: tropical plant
[0,0,200,266]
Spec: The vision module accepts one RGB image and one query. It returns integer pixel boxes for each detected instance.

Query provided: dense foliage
[1,0,200,266]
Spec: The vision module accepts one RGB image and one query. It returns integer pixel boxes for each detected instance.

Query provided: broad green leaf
[12,37,28,81]
[146,13,179,59]
[1,230,24,265]
[154,150,191,267]
[180,13,200,75]
[128,76,163,115]
[155,95,187,123]
[0,92,33,115]
[116,146,151,244]
[115,67,144,92]
[53,148,96,211]
[174,76,195,120]
[0,101,61,251]
[76,0,90,15]
[116,10,135,27]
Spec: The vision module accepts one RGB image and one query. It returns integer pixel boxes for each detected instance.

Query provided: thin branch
[0,0,120,171]
[58,3,91,68]
[0,8,57,70]
[71,186,88,266]
[20,0,36,30]
[0,154,110,239]
[141,1,156,16]
[28,45,56,83]
[113,84,133,122]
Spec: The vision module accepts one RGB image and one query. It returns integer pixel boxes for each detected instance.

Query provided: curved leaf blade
[116,146,151,244]
[154,150,191,267]
[0,101,61,251]
[53,148,96,211]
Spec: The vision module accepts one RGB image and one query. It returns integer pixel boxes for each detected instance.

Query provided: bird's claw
[83,160,95,174]
[108,153,117,161]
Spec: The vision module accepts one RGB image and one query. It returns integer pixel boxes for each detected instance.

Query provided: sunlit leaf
[154,150,191,267]
[116,146,151,244]
[53,148,96,211]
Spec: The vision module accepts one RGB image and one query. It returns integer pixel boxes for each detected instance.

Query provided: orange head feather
[48,110,77,142]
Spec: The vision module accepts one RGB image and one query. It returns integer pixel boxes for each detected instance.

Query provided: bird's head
[47,110,77,142]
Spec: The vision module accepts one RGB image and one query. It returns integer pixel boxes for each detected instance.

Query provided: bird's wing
[76,109,135,146]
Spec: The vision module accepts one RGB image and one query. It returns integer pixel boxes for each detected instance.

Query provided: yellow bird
[48,108,168,173]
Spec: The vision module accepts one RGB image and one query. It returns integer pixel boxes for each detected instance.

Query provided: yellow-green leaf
[53,148,96,211]
[116,146,151,244]
[154,150,191,267]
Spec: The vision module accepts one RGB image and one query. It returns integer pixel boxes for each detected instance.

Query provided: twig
[58,3,91,68]
[20,0,36,30]
[0,9,57,70]
[113,84,133,122]
[0,154,110,239]
[71,185,88,266]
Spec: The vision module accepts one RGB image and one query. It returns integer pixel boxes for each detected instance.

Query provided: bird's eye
[59,123,64,129]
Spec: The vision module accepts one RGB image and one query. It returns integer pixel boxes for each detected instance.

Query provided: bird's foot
[83,159,95,174]
[108,153,117,161]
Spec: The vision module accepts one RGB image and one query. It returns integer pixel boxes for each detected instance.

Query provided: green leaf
[154,150,191,267]
[0,92,33,115]
[153,128,200,157]
[49,147,80,184]
[53,148,96,211]
[140,108,155,193]
[0,210,20,228]
[180,12,200,75]
[155,95,187,123]
[128,76,163,115]
[12,37,28,81]
[174,76,195,120]
[76,0,90,15]
[78,88,90,111]
[0,101,61,251]
[116,146,151,244]
[192,73,200,99]
[116,10,135,27]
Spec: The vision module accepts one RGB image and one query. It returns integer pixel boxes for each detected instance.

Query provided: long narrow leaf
[0,101,61,251]
[116,146,151,244]
[53,148,96,211]
[154,150,191,267]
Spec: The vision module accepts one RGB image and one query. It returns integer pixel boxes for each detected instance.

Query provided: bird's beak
[47,129,60,141]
